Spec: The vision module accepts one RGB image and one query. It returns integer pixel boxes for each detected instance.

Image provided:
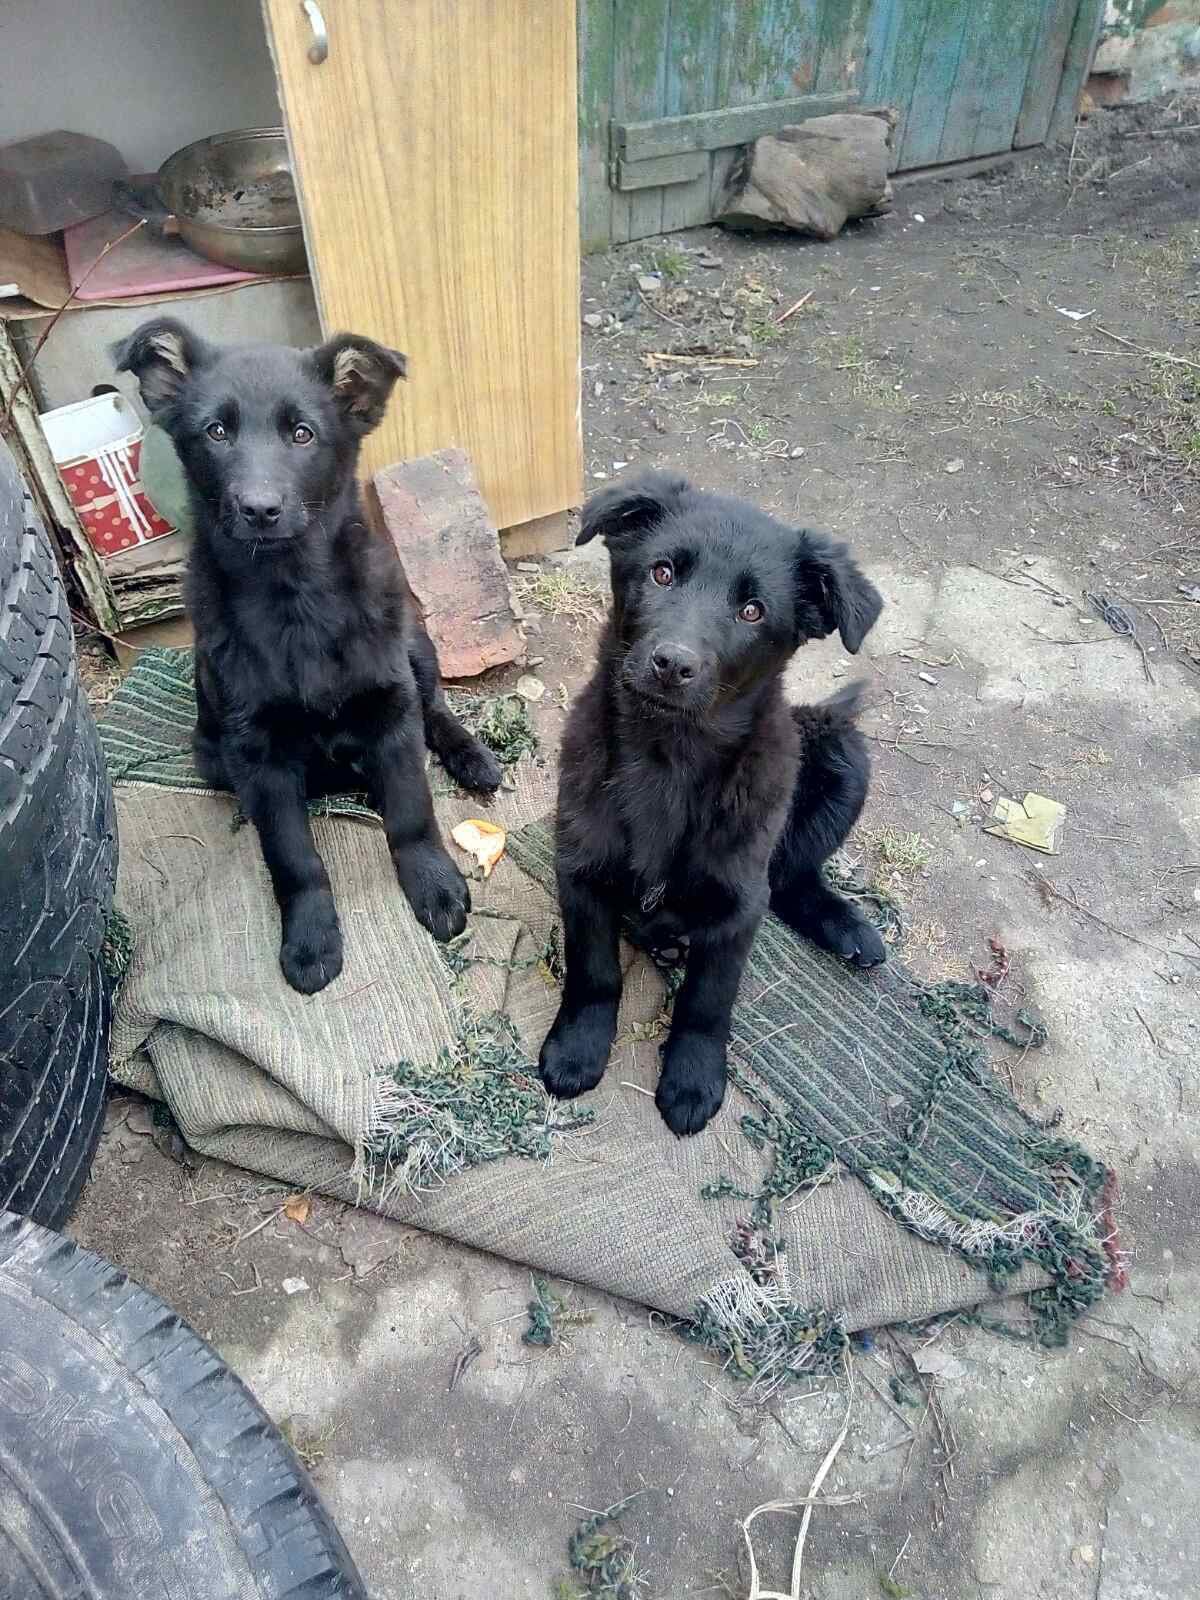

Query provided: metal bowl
[157,129,306,276]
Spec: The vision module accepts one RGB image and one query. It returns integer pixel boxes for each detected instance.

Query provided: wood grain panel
[262,0,582,531]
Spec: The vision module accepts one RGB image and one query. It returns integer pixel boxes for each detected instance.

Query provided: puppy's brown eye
[292,424,315,445]
[651,561,673,587]
[738,600,764,624]
[205,421,226,442]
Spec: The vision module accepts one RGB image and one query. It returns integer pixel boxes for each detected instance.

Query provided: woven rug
[98,649,1118,1383]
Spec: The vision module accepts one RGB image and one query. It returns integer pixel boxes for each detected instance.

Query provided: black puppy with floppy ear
[113,317,501,995]
[540,471,883,1137]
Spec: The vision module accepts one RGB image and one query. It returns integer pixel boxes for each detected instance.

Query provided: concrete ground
[72,99,1199,1599]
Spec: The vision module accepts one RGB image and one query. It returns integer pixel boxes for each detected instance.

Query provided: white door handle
[301,0,328,65]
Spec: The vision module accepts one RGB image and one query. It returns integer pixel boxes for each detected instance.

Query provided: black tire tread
[0,1210,366,1598]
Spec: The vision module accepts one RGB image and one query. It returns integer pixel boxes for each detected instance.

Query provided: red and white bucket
[40,392,177,560]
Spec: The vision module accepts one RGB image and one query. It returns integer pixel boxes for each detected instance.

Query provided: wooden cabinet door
[263,0,581,533]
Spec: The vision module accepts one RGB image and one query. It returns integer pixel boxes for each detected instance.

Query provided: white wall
[0,0,283,173]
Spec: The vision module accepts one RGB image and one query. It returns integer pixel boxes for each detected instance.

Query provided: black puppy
[114,318,501,994]
[539,472,884,1137]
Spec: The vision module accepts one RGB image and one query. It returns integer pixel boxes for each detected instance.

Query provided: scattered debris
[1085,591,1155,684]
[522,1275,593,1349]
[557,1493,649,1600]
[448,1331,484,1392]
[944,458,965,474]
[718,111,895,239]
[985,792,1066,855]
[281,1277,309,1296]
[448,691,539,768]
[451,817,507,878]
[582,312,604,329]
[1055,306,1094,321]
[516,673,546,702]
[283,1194,311,1224]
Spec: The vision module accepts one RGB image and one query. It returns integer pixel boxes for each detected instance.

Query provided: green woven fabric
[503,828,1116,1343]
[98,648,1118,1355]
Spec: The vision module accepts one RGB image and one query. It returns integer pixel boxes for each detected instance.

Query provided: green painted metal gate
[580,0,1103,251]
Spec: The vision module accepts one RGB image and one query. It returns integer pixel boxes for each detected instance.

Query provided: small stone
[789,446,805,459]
[591,471,608,480]
[831,662,847,678]
[1053,595,1069,607]
[913,212,925,223]
[125,1103,155,1137]
[975,858,988,869]
[515,560,540,573]
[944,458,965,474]
[917,671,937,686]
[516,675,546,703]
[1074,1545,1097,1568]
[613,460,629,471]
[696,251,723,269]
[527,655,545,667]
[582,312,603,329]
[637,274,661,294]
[980,787,994,803]
[281,1277,309,1296]
[593,381,603,398]
[951,800,968,817]
[1022,555,1036,566]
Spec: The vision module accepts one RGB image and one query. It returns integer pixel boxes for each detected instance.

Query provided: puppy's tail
[790,678,869,735]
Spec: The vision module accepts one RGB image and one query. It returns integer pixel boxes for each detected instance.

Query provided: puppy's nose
[237,492,283,530]
[651,642,700,688]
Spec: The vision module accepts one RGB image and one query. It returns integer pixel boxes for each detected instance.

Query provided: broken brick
[372,447,526,679]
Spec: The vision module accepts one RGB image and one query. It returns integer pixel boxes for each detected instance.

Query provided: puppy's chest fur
[191,540,405,719]
[563,677,796,927]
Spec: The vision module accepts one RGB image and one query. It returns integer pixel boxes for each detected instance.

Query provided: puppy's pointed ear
[577,471,691,548]
[309,333,407,433]
[793,529,882,653]
[111,318,211,420]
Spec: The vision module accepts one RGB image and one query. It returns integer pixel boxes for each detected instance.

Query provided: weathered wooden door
[867,0,1090,170]
[263,0,581,537]
[580,0,1101,251]
[581,1,875,252]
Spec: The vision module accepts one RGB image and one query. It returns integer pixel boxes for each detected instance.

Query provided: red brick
[372,448,526,679]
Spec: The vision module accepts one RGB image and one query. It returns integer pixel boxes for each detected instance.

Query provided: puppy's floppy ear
[309,333,407,433]
[577,470,691,548]
[793,529,883,653]
[111,318,211,419]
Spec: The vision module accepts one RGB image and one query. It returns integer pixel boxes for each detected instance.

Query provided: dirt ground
[72,97,1199,1600]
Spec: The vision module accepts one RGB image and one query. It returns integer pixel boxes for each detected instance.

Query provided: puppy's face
[579,473,882,717]
[113,319,406,546]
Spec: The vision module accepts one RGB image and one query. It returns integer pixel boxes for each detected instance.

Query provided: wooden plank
[660,0,724,234]
[579,0,618,253]
[616,92,859,162]
[615,151,708,191]
[262,0,582,534]
[938,0,1045,163]
[894,0,970,169]
[1048,0,1106,145]
[501,509,573,558]
[865,0,934,172]
[0,323,121,634]
[610,0,672,245]
[812,0,873,95]
[1015,0,1081,148]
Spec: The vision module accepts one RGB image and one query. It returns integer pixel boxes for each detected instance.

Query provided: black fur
[113,317,501,995]
[539,472,884,1137]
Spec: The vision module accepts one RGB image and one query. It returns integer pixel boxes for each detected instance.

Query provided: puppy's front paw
[539,1005,616,1099]
[396,844,471,942]
[656,1031,727,1137]
[443,737,503,795]
[281,890,343,994]
[815,900,887,969]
